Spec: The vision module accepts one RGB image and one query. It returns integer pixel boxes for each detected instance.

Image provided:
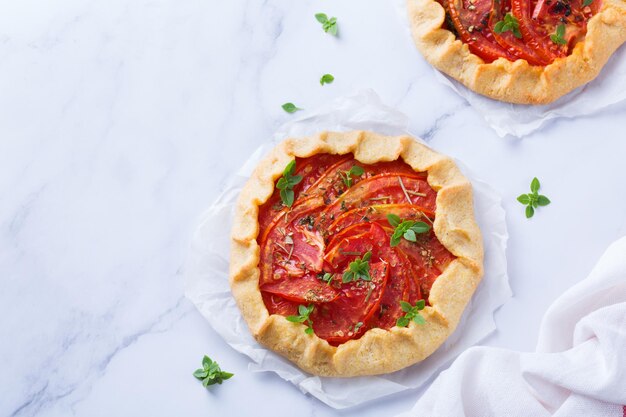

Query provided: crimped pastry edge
[407,0,626,104]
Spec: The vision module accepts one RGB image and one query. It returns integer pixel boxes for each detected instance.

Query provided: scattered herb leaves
[396,300,426,327]
[583,0,594,6]
[550,24,567,45]
[315,13,338,36]
[494,13,522,39]
[276,160,303,207]
[281,102,302,114]
[286,304,315,334]
[320,73,335,85]
[517,177,551,218]
[342,251,372,283]
[193,355,234,388]
[387,214,431,247]
[340,165,364,188]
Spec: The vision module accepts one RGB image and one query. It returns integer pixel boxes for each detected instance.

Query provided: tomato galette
[407,0,626,104]
[229,131,483,377]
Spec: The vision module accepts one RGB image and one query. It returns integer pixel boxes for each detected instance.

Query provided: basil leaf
[410,222,430,234]
[404,229,417,242]
[315,13,328,23]
[413,314,426,325]
[396,316,410,327]
[400,301,413,313]
[193,369,208,379]
[525,205,535,218]
[536,195,551,206]
[517,194,530,204]
[387,213,401,228]
[282,102,301,113]
[320,73,335,85]
[530,177,540,193]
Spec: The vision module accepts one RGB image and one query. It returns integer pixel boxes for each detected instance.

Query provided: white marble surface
[1,1,625,416]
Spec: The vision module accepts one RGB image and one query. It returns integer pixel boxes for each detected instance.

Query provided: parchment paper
[184,90,512,408]
[394,0,626,138]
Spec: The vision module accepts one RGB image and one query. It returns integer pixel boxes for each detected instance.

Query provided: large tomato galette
[229,131,483,377]
[407,0,626,104]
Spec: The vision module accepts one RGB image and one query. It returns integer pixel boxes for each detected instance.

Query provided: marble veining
[1,1,626,416]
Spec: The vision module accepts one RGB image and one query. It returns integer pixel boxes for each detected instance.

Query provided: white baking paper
[184,90,512,409]
[394,0,626,138]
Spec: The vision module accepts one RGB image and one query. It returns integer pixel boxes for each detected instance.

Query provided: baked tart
[407,0,626,104]
[229,131,483,377]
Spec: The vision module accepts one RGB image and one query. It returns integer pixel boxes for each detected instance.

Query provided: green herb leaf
[341,165,364,188]
[536,195,551,206]
[386,213,401,228]
[404,229,417,242]
[396,316,410,327]
[282,102,302,114]
[354,322,364,332]
[550,24,567,45]
[286,304,315,334]
[396,300,426,327]
[319,272,334,284]
[316,13,338,35]
[315,13,328,24]
[493,13,522,39]
[193,355,233,388]
[320,73,335,85]
[387,215,431,247]
[530,177,540,193]
[583,0,593,6]
[342,251,372,283]
[518,177,550,219]
[276,160,303,207]
[400,301,413,313]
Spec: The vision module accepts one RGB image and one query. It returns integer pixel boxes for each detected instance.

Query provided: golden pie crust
[229,131,483,377]
[407,0,626,104]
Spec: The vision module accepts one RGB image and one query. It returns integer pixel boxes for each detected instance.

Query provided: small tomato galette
[229,131,483,377]
[407,0,626,104]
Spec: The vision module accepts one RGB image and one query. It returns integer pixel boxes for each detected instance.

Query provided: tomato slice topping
[319,174,436,231]
[311,262,389,346]
[326,203,434,238]
[442,0,600,64]
[261,274,339,303]
[446,0,519,63]
[257,155,457,345]
[259,196,325,286]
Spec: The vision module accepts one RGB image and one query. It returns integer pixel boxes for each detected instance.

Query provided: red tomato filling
[257,155,457,346]
[439,0,601,64]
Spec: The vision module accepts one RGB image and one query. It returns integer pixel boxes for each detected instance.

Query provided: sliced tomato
[489,0,555,65]
[324,223,411,330]
[258,154,349,232]
[259,196,325,286]
[530,0,599,54]
[261,273,339,303]
[447,0,519,63]
[326,204,434,239]
[311,262,389,345]
[396,230,457,299]
[262,292,299,316]
[319,174,436,231]
[304,157,363,204]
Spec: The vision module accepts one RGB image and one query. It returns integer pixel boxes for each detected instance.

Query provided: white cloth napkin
[397,237,626,417]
